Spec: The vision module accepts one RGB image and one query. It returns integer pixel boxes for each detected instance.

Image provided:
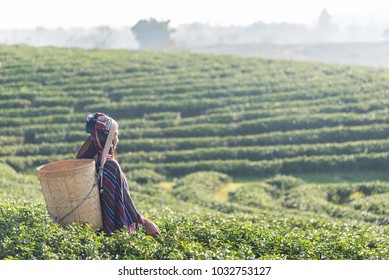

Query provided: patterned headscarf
[86,112,115,151]
[83,113,118,167]
[86,113,113,135]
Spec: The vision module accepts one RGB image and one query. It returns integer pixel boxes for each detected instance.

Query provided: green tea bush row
[280,184,389,225]
[327,182,389,204]
[15,122,386,152]
[172,171,231,202]
[127,169,166,185]
[225,175,389,225]
[105,94,385,130]
[121,139,389,164]
[120,152,389,177]
[0,98,32,109]
[116,111,389,139]
[1,153,74,172]
[118,124,389,152]
[0,201,388,260]
[350,193,389,216]
[0,106,73,118]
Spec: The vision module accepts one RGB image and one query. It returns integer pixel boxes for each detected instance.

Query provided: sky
[1,0,389,29]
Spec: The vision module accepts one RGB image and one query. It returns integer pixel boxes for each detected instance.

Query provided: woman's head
[76,112,119,160]
[86,112,117,150]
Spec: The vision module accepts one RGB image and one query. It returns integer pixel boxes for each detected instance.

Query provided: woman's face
[113,131,119,146]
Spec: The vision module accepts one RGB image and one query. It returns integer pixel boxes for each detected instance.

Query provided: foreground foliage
[1,200,388,260]
[1,170,388,260]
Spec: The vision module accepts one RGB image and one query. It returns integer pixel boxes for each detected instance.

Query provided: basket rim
[36,159,95,174]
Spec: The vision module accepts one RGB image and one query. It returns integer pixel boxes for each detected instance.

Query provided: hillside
[0,44,388,260]
[2,44,389,176]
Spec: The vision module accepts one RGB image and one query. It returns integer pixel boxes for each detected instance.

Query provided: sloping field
[0,44,388,260]
[1,44,389,176]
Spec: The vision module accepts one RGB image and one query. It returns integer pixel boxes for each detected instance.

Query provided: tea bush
[127,169,166,185]
[1,201,388,260]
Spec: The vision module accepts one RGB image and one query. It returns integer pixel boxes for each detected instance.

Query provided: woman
[76,112,161,238]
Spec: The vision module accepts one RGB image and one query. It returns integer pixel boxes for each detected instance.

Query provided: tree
[318,8,331,28]
[93,26,113,48]
[314,8,337,42]
[131,18,175,50]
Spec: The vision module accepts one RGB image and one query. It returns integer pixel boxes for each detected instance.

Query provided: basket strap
[98,120,118,191]
[47,167,104,223]
[100,120,118,166]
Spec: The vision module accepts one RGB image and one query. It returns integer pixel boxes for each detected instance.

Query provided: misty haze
[2,9,389,67]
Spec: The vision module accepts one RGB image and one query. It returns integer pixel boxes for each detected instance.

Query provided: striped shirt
[100,159,142,235]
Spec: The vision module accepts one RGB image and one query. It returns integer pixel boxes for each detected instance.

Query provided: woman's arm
[141,217,161,238]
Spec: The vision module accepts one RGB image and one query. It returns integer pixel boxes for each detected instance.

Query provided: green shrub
[265,175,305,191]
[1,201,388,260]
[228,182,279,209]
[127,169,165,185]
[172,171,231,202]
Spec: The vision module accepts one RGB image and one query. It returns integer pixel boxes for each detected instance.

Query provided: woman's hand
[142,218,161,238]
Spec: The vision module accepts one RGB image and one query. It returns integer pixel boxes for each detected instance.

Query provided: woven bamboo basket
[36,159,103,229]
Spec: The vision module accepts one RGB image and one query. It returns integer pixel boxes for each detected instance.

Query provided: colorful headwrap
[76,113,118,167]
[86,113,113,135]
[86,113,116,151]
